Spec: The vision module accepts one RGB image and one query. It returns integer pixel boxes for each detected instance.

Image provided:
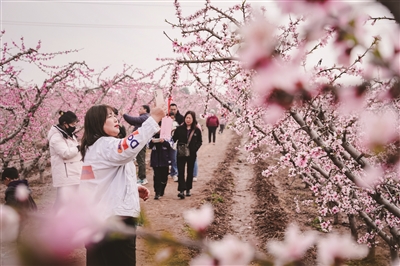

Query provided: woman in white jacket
[47,110,82,209]
[79,104,164,266]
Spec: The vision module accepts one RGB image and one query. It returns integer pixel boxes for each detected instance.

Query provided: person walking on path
[149,130,171,200]
[123,105,151,185]
[172,111,202,199]
[219,114,227,134]
[47,110,82,209]
[169,103,184,125]
[206,109,219,144]
[79,104,164,266]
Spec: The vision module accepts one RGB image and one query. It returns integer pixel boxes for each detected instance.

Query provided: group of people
[1,101,230,266]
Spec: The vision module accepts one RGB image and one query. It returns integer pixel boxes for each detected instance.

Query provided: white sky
[1,0,397,85]
[0,1,248,83]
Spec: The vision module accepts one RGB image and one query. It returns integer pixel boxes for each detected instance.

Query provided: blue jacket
[148,134,171,168]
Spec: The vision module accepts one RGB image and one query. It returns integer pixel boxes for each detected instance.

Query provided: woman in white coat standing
[47,110,82,209]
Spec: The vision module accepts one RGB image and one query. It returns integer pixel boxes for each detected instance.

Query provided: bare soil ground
[1,128,391,266]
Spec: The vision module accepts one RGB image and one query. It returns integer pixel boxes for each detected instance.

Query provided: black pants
[86,217,137,266]
[153,166,168,196]
[219,124,225,133]
[208,126,217,143]
[177,155,196,192]
[136,146,146,180]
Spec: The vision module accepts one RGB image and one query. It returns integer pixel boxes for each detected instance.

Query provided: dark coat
[172,125,202,156]
[149,134,171,168]
[175,111,185,126]
[123,113,150,131]
[5,180,37,211]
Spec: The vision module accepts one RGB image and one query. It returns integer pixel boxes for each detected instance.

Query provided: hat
[210,109,215,114]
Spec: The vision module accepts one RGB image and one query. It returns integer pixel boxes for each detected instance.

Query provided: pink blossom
[0,205,20,242]
[317,233,368,265]
[209,235,255,265]
[267,224,316,266]
[295,152,309,168]
[183,203,214,232]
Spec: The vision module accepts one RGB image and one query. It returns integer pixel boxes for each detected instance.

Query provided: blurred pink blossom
[190,254,216,266]
[358,109,399,151]
[209,235,255,265]
[28,193,114,257]
[267,223,316,266]
[356,166,384,189]
[317,233,368,265]
[262,104,286,125]
[0,205,20,242]
[15,184,30,201]
[337,86,365,114]
[239,15,276,70]
[183,203,214,232]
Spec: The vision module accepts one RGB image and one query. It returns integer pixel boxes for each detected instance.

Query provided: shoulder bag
[177,130,195,157]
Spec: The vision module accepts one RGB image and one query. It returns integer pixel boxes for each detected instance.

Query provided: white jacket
[47,125,82,187]
[79,117,159,220]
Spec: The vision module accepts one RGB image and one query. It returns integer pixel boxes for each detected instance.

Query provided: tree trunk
[390,246,399,265]
[348,214,358,240]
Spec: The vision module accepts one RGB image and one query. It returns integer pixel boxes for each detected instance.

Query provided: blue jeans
[193,158,198,177]
[169,148,178,177]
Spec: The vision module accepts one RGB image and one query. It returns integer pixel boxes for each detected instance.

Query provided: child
[1,167,37,212]
[79,104,164,266]
[149,130,172,199]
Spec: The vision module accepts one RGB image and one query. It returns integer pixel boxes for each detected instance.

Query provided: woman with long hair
[172,111,202,199]
[79,104,164,266]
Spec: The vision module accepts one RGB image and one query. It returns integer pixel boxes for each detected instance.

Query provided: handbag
[177,130,195,157]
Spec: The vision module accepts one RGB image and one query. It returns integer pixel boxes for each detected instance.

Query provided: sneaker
[141,178,149,185]
[154,195,160,200]
[173,176,178,182]
[193,177,197,182]
[137,179,143,184]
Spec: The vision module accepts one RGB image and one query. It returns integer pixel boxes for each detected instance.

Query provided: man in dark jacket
[123,105,151,185]
[2,167,37,212]
[170,103,184,125]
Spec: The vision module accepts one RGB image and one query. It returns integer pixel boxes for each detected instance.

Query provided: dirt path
[227,136,260,249]
[136,128,248,265]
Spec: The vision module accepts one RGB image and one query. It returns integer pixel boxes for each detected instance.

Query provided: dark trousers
[136,146,146,180]
[219,124,225,133]
[177,155,196,192]
[153,166,168,196]
[86,217,137,266]
[207,126,217,143]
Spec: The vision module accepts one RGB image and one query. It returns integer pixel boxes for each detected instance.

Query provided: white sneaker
[193,177,197,182]
[141,178,149,185]
[173,176,178,182]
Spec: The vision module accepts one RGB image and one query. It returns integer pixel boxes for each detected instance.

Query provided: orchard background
[1,0,400,265]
